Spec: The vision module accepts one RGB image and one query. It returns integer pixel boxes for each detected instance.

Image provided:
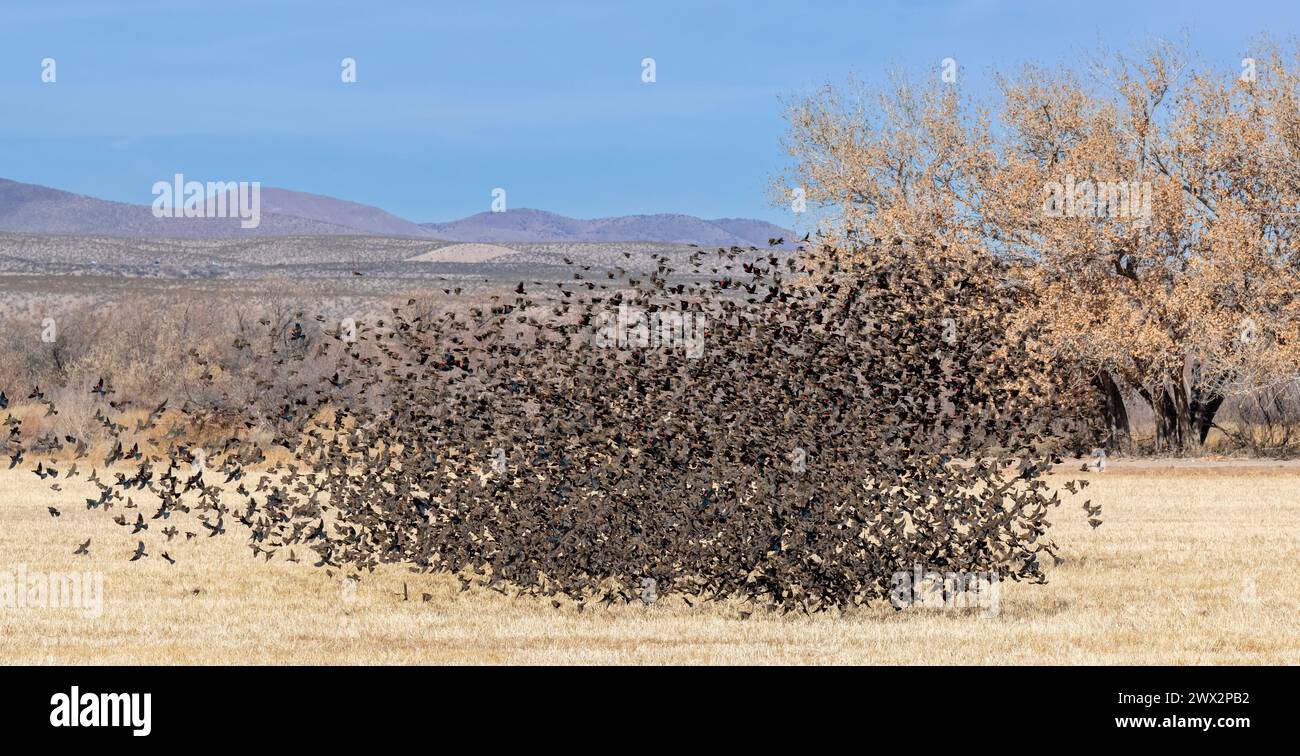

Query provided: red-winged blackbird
[18,241,1093,612]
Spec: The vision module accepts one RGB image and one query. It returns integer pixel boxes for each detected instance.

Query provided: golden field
[1,462,1297,665]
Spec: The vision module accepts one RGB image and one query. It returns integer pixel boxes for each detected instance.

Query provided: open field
[0,237,1298,664]
[2,463,1297,665]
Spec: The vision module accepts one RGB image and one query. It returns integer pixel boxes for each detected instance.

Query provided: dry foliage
[779,40,1300,452]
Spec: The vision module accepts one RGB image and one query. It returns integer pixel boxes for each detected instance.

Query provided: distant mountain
[420,208,585,243]
[707,218,798,246]
[0,178,376,238]
[0,178,792,245]
[421,209,793,247]
[240,187,436,238]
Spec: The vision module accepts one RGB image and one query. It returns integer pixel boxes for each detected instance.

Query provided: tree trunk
[1138,376,1224,453]
[1093,371,1131,451]
[1190,389,1225,446]
[1157,387,1186,450]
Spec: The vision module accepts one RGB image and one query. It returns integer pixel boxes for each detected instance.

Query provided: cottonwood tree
[780,41,1300,452]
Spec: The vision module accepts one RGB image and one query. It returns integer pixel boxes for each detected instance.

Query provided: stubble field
[2,462,1297,665]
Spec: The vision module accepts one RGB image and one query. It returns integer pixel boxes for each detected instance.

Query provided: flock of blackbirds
[12,240,1097,612]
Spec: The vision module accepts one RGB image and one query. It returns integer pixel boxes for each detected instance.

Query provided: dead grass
[1,463,1297,665]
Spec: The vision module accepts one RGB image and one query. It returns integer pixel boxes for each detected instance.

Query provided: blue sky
[0,0,1295,225]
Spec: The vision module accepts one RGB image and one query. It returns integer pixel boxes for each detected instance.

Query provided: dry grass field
[1,461,1297,665]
